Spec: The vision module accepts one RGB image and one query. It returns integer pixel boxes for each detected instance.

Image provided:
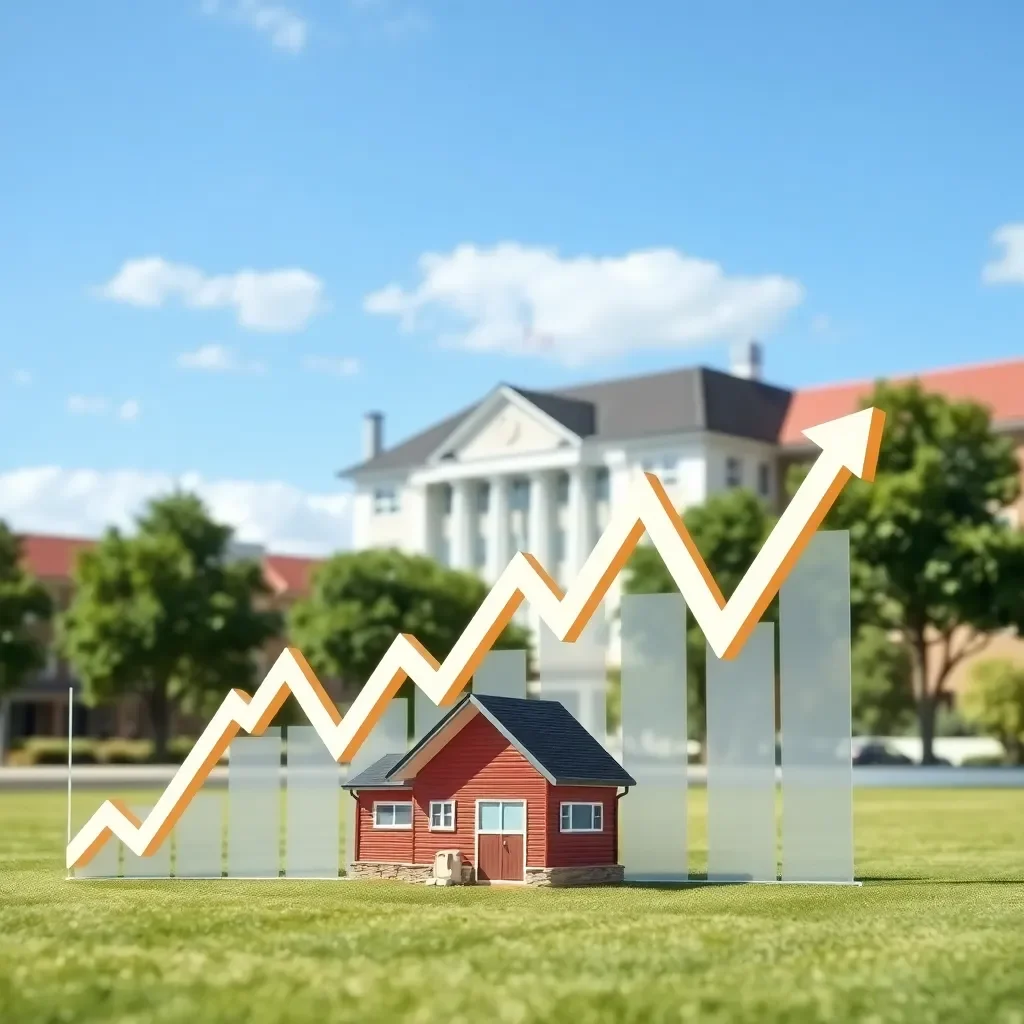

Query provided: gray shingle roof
[340,365,793,477]
[343,753,410,789]
[358,694,634,789]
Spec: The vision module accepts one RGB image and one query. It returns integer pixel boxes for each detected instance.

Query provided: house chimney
[363,411,384,460]
[730,340,763,381]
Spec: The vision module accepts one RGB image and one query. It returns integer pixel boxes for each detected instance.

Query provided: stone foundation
[524,864,625,887]
[349,861,476,884]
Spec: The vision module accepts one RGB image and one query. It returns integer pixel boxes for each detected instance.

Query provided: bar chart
[72,530,858,887]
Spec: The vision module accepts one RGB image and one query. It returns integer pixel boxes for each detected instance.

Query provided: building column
[450,479,473,570]
[405,483,430,556]
[528,471,553,568]
[488,475,511,580]
[567,466,593,578]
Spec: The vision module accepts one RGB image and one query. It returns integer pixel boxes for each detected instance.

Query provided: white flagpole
[66,686,73,879]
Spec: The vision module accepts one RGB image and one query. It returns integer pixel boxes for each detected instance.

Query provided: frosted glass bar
[414,685,446,742]
[228,729,281,878]
[175,793,223,877]
[619,593,688,882]
[473,649,527,699]
[122,806,171,878]
[75,832,120,878]
[286,726,341,878]
[345,699,407,874]
[537,617,607,742]
[706,624,777,882]
[780,531,854,882]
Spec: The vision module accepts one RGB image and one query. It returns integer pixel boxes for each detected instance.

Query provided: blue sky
[1,0,1023,552]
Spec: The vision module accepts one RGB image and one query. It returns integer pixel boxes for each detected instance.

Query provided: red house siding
[410,713,548,868]
[545,785,619,867]
[354,788,414,862]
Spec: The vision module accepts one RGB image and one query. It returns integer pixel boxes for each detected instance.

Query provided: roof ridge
[796,355,1024,394]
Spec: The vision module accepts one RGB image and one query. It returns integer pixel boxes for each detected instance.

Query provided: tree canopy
[0,522,53,698]
[288,548,531,702]
[791,380,1024,762]
[59,493,281,759]
[960,658,1024,765]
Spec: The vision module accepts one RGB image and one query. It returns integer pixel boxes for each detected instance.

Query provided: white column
[450,479,473,569]
[528,471,553,568]
[404,484,429,556]
[488,475,511,580]
[567,466,592,578]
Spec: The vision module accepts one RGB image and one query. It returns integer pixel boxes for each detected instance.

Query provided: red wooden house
[342,693,635,886]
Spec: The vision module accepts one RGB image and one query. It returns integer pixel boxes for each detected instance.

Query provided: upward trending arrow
[66,406,885,870]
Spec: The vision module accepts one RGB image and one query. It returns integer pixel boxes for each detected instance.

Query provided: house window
[429,800,455,831]
[594,467,610,502]
[725,456,742,489]
[437,537,450,566]
[660,455,677,486]
[510,478,530,512]
[373,802,412,829]
[553,527,566,562]
[556,473,570,505]
[560,802,603,833]
[477,800,525,833]
[758,461,771,498]
[441,485,453,515]
[475,534,487,567]
[373,487,400,514]
[476,483,490,514]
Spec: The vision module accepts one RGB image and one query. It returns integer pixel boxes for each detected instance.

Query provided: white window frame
[429,800,456,832]
[725,456,743,489]
[373,487,400,515]
[372,801,413,830]
[559,801,604,833]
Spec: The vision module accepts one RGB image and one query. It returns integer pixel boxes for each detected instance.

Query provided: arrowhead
[802,406,886,481]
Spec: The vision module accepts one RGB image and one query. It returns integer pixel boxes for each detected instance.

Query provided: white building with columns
[340,343,801,662]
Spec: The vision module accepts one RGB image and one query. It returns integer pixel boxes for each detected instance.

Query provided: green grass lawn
[1,788,1023,1024]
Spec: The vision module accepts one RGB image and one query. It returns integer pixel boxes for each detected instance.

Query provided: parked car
[853,742,914,766]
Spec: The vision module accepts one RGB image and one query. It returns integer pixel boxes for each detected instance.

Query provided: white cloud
[97,257,325,332]
[365,243,805,365]
[177,343,267,374]
[202,0,308,54]
[67,395,109,416]
[301,355,360,376]
[982,223,1024,285]
[0,467,353,556]
[118,399,141,422]
[348,0,428,37]
[11,369,32,386]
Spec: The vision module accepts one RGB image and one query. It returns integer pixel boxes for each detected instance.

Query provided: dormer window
[373,487,400,514]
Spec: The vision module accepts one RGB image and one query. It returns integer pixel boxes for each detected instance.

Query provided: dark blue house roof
[343,693,635,790]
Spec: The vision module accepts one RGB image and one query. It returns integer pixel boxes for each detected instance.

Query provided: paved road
[2,764,1022,789]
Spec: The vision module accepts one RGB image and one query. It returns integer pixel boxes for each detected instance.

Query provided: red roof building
[343,694,635,887]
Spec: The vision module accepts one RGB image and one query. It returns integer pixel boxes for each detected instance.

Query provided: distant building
[4,536,327,749]
[340,348,1024,676]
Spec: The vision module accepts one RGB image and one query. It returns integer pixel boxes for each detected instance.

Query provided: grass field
[2,788,1023,1024]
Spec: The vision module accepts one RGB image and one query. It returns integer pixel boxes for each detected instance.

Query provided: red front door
[476,800,525,882]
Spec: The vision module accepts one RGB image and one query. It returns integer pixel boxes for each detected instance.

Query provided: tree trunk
[909,631,938,765]
[916,693,938,765]
[148,685,171,763]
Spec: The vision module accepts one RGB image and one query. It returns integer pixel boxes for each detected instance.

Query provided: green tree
[623,488,777,738]
[790,380,1024,763]
[850,625,915,736]
[0,523,53,760]
[288,548,531,724]
[960,658,1024,764]
[59,493,282,760]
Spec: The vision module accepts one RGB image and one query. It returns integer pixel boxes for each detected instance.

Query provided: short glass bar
[227,728,281,878]
[174,792,224,878]
[285,725,341,878]
[473,649,527,700]
[122,805,171,878]
[537,617,607,742]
